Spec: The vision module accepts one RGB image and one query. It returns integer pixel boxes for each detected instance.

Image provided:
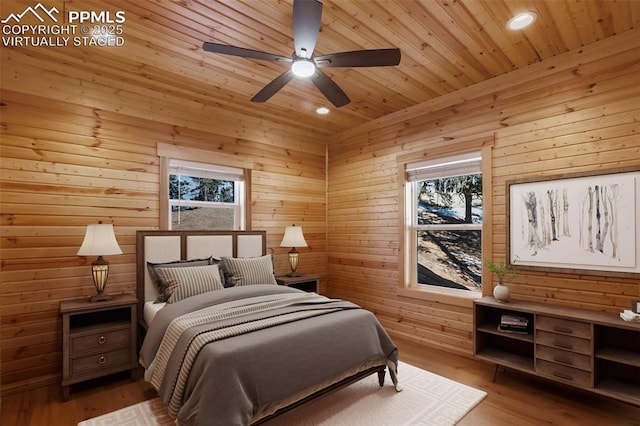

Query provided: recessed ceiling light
[316,107,330,115]
[507,12,537,30]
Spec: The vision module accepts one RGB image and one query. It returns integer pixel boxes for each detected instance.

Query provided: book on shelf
[498,324,529,334]
[500,314,529,326]
[494,313,531,334]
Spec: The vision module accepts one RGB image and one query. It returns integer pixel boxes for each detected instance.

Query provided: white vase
[493,282,510,302]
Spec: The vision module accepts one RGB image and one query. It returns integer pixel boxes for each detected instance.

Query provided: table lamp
[280,224,308,277]
[77,222,123,302]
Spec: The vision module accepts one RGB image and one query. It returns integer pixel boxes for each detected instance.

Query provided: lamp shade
[77,223,123,256]
[280,225,308,248]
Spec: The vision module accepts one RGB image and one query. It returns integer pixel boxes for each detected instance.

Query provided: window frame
[397,142,493,301]
[407,154,482,293]
[157,143,253,231]
[168,159,245,230]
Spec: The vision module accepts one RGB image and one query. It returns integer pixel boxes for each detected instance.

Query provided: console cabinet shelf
[474,297,640,406]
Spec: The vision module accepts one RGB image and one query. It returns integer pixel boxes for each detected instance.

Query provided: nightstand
[276,274,320,293]
[60,293,138,401]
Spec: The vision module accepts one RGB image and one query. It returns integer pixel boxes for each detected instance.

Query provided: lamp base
[286,271,302,277]
[90,293,112,303]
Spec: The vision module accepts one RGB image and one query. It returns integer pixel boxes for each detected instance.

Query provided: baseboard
[1,374,59,397]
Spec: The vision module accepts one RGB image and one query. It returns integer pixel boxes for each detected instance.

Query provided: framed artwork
[507,167,640,277]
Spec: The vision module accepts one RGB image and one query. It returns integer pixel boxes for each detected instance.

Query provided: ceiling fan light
[507,12,537,30]
[291,59,316,78]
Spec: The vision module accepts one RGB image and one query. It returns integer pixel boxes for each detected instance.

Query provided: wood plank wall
[1,21,638,398]
[326,28,640,356]
[0,51,327,393]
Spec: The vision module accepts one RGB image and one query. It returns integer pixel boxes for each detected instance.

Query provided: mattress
[143,301,165,326]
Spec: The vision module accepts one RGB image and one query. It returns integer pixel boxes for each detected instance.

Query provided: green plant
[486,259,519,284]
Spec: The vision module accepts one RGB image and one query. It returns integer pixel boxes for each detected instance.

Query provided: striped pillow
[155,264,224,303]
[221,255,277,286]
[147,257,214,303]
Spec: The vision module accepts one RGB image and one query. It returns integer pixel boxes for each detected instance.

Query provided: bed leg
[387,360,402,392]
[377,369,386,386]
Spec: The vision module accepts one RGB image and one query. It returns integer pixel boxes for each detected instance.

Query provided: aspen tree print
[509,171,639,275]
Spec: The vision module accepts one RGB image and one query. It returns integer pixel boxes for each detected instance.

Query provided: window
[405,152,483,292]
[168,159,245,230]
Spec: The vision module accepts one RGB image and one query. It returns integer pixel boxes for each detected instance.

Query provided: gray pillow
[147,257,217,302]
[221,255,277,286]
[155,264,224,303]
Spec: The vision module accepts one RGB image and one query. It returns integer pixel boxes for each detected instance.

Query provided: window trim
[396,140,493,299]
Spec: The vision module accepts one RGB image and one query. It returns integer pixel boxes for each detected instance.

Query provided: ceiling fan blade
[203,42,291,63]
[315,48,401,68]
[251,70,295,103]
[309,69,350,107]
[293,0,323,58]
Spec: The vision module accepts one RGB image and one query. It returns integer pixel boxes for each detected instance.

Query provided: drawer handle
[553,356,574,366]
[98,356,107,365]
[553,341,573,350]
[98,336,107,345]
[553,326,573,334]
[552,371,573,381]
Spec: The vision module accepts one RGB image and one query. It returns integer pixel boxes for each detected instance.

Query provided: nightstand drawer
[537,316,591,339]
[70,326,130,355]
[537,359,592,387]
[536,330,591,354]
[71,348,132,377]
[536,345,592,371]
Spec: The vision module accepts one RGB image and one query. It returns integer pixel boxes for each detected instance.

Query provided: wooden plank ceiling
[11,0,640,135]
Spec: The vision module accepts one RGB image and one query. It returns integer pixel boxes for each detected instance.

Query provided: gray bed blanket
[140,285,398,426]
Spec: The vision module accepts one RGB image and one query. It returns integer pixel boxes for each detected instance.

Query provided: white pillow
[221,255,277,286]
[155,264,224,303]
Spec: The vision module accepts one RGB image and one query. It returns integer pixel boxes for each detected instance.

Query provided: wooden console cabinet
[474,297,640,406]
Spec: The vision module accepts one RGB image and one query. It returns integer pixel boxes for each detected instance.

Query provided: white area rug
[78,362,486,426]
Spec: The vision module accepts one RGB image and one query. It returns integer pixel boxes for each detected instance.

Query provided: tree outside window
[168,160,244,230]
[169,175,234,203]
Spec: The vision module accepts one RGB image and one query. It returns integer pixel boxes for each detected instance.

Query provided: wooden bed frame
[135,229,387,423]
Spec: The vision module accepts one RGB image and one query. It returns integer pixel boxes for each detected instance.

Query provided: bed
[136,230,399,426]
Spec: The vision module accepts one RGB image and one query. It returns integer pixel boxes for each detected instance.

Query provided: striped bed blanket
[140,285,398,426]
[146,292,360,416]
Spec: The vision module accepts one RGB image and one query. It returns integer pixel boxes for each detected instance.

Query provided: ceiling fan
[202,0,401,107]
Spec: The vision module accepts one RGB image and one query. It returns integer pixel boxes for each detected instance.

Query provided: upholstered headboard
[135,230,267,326]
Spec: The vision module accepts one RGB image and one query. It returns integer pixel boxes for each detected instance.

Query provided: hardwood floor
[2,336,639,425]
[397,338,640,426]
